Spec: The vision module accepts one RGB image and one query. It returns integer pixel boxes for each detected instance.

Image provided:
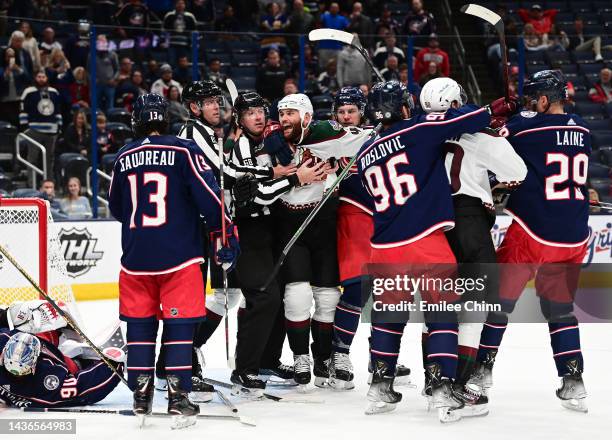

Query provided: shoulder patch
[567,118,576,126]
[520,111,537,118]
[43,375,60,391]
[328,120,341,130]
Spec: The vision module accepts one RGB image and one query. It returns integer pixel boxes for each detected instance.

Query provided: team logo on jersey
[37,98,55,116]
[520,111,537,118]
[328,120,341,130]
[170,308,178,316]
[58,228,104,278]
[43,375,60,390]
[567,118,577,126]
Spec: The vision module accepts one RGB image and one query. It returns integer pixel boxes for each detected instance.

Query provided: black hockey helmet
[182,80,224,111]
[523,69,568,104]
[233,91,269,123]
[131,93,169,138]
[367,80,414,124]
[332,86,367,116]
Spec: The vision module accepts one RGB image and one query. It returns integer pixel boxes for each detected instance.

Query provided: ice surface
[1,299,610,440]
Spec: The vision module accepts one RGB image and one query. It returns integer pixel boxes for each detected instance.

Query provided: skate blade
[263,376,298,387]
[561,398,588,413]
[394,376,416,388]
[329,378,355,391]
[296,384,315,393]
[171,414,197,430]
[438,407,462,423]
[189,391,213,403]
[155,378,167,392]
[459,404,489,418]
[136,414,147,428]
[230,385,264,400]
[365,401,397,415]
[314,377,330,388]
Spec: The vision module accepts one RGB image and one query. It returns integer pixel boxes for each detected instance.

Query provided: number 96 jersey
[501,111,591,247]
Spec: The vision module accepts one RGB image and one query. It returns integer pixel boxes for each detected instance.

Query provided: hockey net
[0,198,78,312]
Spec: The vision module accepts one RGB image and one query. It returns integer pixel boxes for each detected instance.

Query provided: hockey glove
[487,96,519,118]
[7,300,68,333]
[210,224,240,272]
[232,173,258,207]
[263,121,294,166]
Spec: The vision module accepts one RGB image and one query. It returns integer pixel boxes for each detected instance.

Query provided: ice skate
[329,352,354,390]
[190,347,214,403]
[453,383,489,417]
[293,354,312,392]
[365,361,402,415]
[427,363,464,423]
[467,349,497,395]
[230,370,265,399]
[313,357,331,388]
[167,375,199,430]
[259,363,297,386]
[368,359,413,387]
[556,359,588,413]
[133,374,154,428]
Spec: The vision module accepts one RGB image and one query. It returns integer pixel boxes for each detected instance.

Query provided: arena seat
[106,108,132,126]
[597,147,612,166]
[589,162,611,178]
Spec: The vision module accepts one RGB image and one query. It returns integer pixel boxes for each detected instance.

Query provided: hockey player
[356,80,511,420]
[419,77,527,415]
[108,94,239,428]
[0,301,124,408]
[330,86,410,390]
[269,93,373,388]
[225,91,328,395]
[471,70,591,413]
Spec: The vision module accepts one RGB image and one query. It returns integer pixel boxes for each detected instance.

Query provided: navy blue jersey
[109,135,230,274]
[339,156,375,215]
[501,112,591,246]
[0,329,121,408]
[357,105,490,247]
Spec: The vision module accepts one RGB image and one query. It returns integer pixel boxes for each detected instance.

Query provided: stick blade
[308,28,355,45]
[461,4,502,27]
[225,78,238,105]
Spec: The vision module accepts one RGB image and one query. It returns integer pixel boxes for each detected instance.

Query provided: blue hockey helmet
[367,80,414,124]
[523,70,568,104]
[1,333,41,376]
[131,93,169,137]
[332,86,367,116]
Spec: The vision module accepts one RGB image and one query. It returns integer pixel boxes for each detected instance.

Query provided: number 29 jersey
[108,135,230,274]
[356,105,491,248]
[501,111,591,246]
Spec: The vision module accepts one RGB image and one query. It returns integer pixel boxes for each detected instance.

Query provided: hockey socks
[127,320,159,390]
[311,319,333,360]
[457,322,484,384]
[193,310,223,347]
[332,282,362,354]
[425,323,459,379]
[549,317,583,376]
[286,318,310,355]
[370,322,406,375]
[162,323,196,392]
[477,311,508,364]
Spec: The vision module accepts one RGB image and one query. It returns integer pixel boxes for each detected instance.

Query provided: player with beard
[266,93,373,389]
[329,86,411,390]
[225,92,327,395]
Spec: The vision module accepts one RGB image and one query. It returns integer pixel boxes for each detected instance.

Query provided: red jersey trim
[513,125,590,137]
[120,257,204,276]
[370,220,455,248]
[338,197,374,215]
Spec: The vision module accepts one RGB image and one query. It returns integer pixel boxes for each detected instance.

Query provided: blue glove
[263,121,294,166]
[210,224,240,272]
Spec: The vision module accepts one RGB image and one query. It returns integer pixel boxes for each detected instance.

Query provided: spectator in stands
[373,33,406,70]
[0,45,32,126]
[203,58,226,89]
[89,35,119,112]
[163,0,198,66]
[67,66,90,109]
[562,16,607,62]
[270,78,298,121]
[173,56,192,86]
[190,0,215,24]
[292,43,319,79]
[260,2,290,50]
[19,22,41,73]
[115,0,152,41]
[39,28,62,67]
[3,31,33,80]
[418,61,442,86]
[374,6,401,37]
[337,34,371,87]
[380,55,400,82]
[96,113,113,156]
[398,63,421,97]
[485,4,518,64]
[65,20,91,69]
[116,69,147,111]
[318,2,349,69]
[317,58,340,96]
[38,178,64,215]
[359,83,369,97]
[60,177,92,219]
[19,70,63,177]
[402,0,437,49]
[589,68,612,104]
[215,5,241,37]
[256,48,288,101]
[287,0,314,52]
[517,4,557,37]
[167,85,190,124]
[44,48,70,84]
[346,2,374,49]
[116,57,134,87]
[89,0,119,26]
[144,59,160,86]
[62,109,90,157]
[413,34,449,82]
[522,23,551,51]
[151,63,182,97]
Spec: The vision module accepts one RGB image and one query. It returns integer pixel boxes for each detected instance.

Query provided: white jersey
[443,129,527,206]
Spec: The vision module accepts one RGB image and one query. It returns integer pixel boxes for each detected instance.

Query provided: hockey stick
[0,243,128,386]
[590,200,612,211]
[461,4,510,101]
[308,29,384,82]
[22,407,256,426]
[204,378,325,404]
[226,78,238,105]
[260,123,383,291]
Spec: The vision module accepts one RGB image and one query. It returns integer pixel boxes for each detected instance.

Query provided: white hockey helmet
[419,77,467,113]
[277,93,314,143]
[1,332,41,376]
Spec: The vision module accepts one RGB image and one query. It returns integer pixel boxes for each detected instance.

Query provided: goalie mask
[278,93,313,144]
[420,77,467,112]
[1,332,41,376]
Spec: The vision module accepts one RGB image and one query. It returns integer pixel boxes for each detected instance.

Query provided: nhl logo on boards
[58,228,104,278]
[43,375,60,390]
